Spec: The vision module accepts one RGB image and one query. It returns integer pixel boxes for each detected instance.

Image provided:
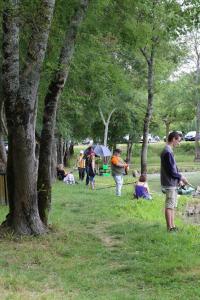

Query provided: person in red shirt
[111,149,128,196]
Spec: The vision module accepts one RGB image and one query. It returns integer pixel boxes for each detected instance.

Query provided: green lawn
[1,174,200,299]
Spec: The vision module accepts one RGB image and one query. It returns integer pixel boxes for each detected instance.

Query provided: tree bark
[2,0,55,235]
[63,141,71,167]
[165,122,170,142]
[126,140,133,163]
[0,68,7,166]
[195,56,200,161]
[56,136,64,164]
[37,0,89,224]
[195,100,200,161]
[140,47,155,175]
[51,137,57,183]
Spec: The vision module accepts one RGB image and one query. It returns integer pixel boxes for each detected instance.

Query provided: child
[63,171,75,184]
[77,150,86,180]
[134,174,152,200]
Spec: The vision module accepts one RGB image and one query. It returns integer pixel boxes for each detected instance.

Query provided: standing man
[160,131,188,232]
[111,149,128,197]
[84,144,95,186]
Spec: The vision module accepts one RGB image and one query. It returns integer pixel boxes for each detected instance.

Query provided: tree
[37,0,89,225]
[2,0,55,234]
[99,0,185,174]
[155,77,195,138]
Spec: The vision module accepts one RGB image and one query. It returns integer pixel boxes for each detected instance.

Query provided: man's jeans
[113,175,123,196]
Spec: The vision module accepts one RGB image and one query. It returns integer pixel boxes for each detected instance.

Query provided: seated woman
[134,174,152,200]
[57,164,67,181]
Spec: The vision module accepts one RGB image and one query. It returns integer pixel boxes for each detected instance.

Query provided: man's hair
[113,148,122,154]
[167,131,180,142]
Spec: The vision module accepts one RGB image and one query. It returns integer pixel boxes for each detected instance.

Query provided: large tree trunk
[0,75,7,166]
[2,0,55,235]
[37,0,89,224]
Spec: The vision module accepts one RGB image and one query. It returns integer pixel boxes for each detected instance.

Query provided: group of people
[57,131,187,232]
[110,148,152,199]
[111,131,189,233]
[57,144,96,189]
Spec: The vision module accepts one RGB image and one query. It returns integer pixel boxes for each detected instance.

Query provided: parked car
[140,134,158,143]
[154,135,160,142]
[82,138,94,145]
[185,131,196,141]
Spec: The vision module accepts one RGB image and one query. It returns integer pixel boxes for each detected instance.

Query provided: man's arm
[163,152,181,180]
[164,152,188,184]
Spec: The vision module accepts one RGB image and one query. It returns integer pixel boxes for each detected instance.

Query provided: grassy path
[0,178,200,299]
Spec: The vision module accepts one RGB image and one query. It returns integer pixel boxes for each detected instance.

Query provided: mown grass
[0,173,200,299]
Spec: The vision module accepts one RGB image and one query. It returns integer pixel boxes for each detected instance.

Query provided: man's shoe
[168,227,178,232]
[172,226,179,232]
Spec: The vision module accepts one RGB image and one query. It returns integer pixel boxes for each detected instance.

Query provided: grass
[1,173,200,299]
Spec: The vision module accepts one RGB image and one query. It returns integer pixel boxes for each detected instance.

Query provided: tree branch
[98,105,106,126]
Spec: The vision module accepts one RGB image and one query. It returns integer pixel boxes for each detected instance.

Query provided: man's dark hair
[168,131,180,142]
[113,148,122,154]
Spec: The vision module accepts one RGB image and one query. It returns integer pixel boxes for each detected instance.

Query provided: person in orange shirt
[111,149,128,196]
[77,150,86,181]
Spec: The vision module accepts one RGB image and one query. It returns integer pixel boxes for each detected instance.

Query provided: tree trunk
[98,106,116,147]
[2,0,55,234]
[51,138,57,182]
[64,141,71,167]
[37,0,89,224]
[192,33,200,161]
[141,56,154,175]
[195,101,200,161]
[56,136,64,164]
[195,60,200,161]
[126,140,133,163]
[69,142,74,156]
[165,121,171,142]
[0,96,7,166]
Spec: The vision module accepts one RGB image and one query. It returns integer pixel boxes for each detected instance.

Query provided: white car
[185,131,196,141]
[140,134,155,143]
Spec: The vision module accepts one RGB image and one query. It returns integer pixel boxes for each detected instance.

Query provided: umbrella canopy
[94,145,112,157]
